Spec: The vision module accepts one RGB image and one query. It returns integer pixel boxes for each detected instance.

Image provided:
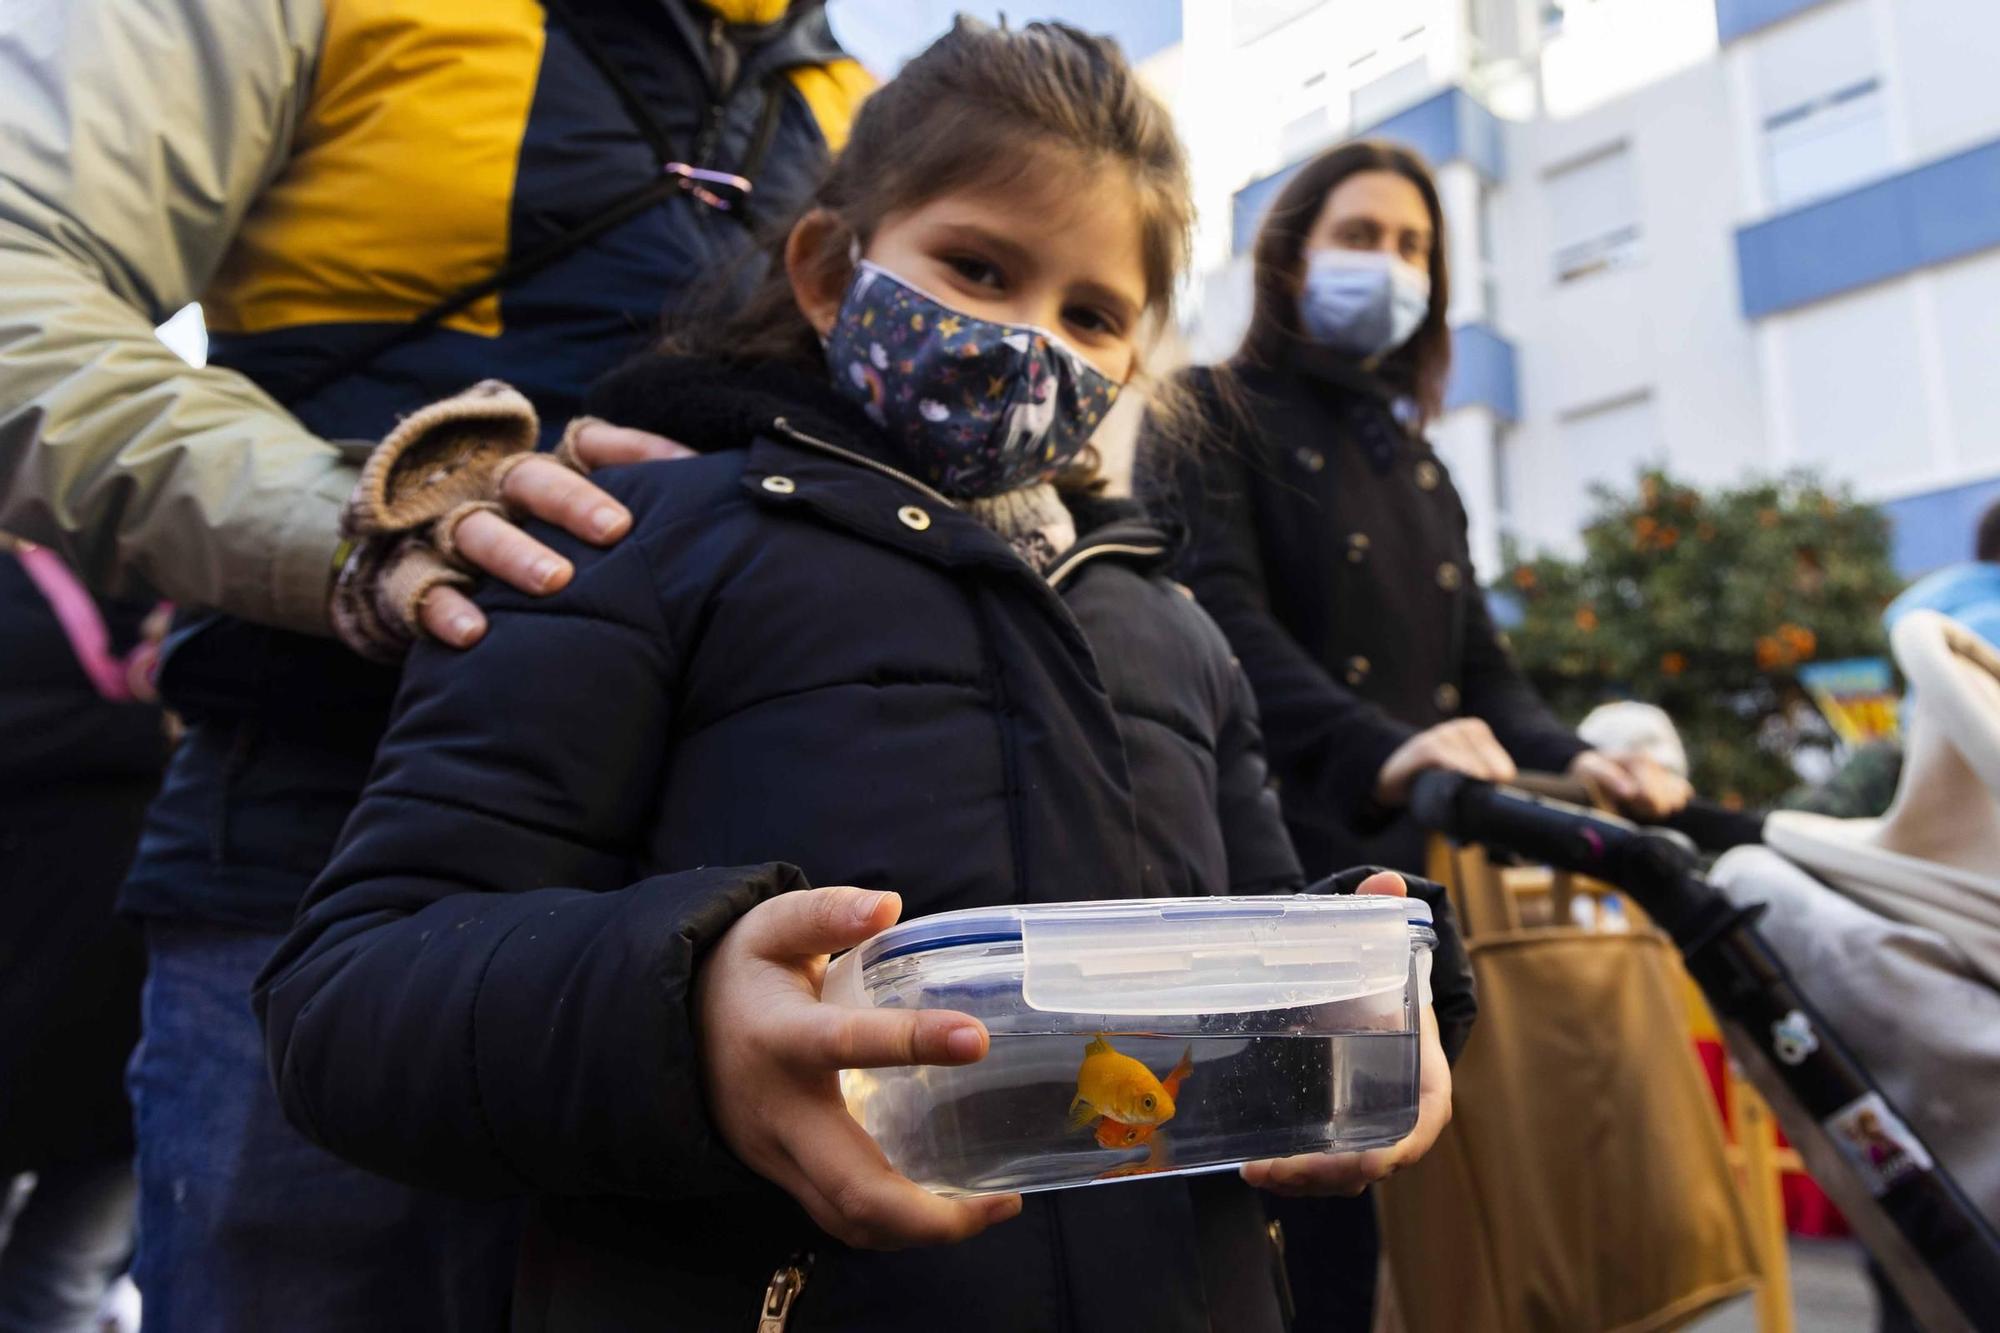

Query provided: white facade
[1170,0,2000,578]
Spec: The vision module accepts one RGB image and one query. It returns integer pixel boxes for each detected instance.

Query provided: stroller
[1410,610,2000,1331]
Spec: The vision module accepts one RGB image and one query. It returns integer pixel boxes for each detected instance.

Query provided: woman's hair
[1234,139,1452,424]
[667,16,1194,464]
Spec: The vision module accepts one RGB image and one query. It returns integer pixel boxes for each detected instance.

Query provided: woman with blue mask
[1146,139,1691,1333]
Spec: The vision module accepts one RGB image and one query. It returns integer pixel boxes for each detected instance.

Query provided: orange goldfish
[1091,1045,1195,1147]
[1068,1037,1194,1139]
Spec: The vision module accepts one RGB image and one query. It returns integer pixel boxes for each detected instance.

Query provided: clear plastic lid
[848,895,1432,1017]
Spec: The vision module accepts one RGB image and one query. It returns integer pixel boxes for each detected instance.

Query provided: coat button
[1296,446,1325,473]
[761,475,796,494]
[1346,532,1370,564]
[1415,460,1441,491]
[897,505,932,531]
[1436,561,1462,591]
[1345,655,1370,686]
[1435,683,1461,712]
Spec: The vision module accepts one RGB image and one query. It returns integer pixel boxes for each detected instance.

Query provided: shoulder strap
[15,544,137,702]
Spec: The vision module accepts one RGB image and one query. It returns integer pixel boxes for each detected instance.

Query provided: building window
[1232,0,1326,46]
[1749,0,1890,211]
[1546,143,1642,283]
[1556,391,1662,536]
[1350,56,1432,128]
[1763,79,1889,210]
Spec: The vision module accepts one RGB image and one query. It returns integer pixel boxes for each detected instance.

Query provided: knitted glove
[330,380,551,662]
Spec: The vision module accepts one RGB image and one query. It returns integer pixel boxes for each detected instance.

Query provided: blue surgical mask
[823,262,1122,498]
[1297,249,1432,359]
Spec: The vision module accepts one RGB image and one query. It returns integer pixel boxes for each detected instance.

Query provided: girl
[1148,138,1687,1330]
[255,21,1449,1333]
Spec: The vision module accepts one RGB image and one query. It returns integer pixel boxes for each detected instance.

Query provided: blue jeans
[0,1158,135,1333]
[129,922,520,1332]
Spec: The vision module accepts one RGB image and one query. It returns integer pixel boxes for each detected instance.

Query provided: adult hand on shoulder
[695,886,1024,1250]
[331,389,699,662]
[1373,717,1518,807]
[1568,749,1693,822]
[420,420,696,647]
[1241,872,1452,1197]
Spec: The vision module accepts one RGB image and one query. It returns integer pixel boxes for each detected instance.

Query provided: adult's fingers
[452,509,573,595]
[790,1002,990,1071]
[781,1105,1021,1249]
[1438,725,1514,783]
[568,419,698,468]
[504,454,631,545]
[736,886,904,961]
[417,585,488,648]
[1459,721,1518,782]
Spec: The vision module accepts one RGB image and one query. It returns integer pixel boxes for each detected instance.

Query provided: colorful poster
[1797,657,1900,744]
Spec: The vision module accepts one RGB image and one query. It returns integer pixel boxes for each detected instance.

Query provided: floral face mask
[823,261,1122,498]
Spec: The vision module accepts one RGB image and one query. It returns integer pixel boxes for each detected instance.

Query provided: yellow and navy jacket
[0,0,867,926]
[0,0,869,636]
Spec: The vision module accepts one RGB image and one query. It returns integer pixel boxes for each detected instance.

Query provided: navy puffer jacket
[257,358,1305,1332]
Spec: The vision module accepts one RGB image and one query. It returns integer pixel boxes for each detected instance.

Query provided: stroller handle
[1489,770,1767,853]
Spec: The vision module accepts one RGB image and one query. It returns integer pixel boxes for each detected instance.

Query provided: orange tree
[1502,470,1903,808]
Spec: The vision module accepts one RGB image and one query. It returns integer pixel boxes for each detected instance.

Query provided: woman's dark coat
[1158,355,1586,877]
[256,360,1307,1333]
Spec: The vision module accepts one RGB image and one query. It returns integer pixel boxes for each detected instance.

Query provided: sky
[825,0,1181,76]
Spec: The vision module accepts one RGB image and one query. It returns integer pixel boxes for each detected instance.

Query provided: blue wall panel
[1884,476,2000,578]
[1736,137,2000,317]
[1445,322,1520,423]
[1714,0,1832,43]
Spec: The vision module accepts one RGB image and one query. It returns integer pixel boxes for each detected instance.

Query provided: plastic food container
[825,894,1435,1197]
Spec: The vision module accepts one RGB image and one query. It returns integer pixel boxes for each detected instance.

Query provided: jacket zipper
[757,1253,812,1332]
[1269,1219,1297,1330]
[770,417,963,511]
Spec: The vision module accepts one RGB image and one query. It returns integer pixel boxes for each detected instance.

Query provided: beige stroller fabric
[1764,610,2000,990]
[1711,844,2000,1226]
[1376,846,1758,1333]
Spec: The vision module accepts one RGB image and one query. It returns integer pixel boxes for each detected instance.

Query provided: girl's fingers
[737,886,904,961]
[452,509,573,594]
[785,1106,1020,1249]
[417,585,487,648]
[1242,1148,1388,1198]
[792,1003,989,1071]
[1354,871,1407,898]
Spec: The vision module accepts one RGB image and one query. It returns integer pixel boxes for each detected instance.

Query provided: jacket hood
[586,352,889,461]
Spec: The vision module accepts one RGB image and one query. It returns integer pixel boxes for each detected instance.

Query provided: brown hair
[1234,139,1452,425]
[675,18,1190,370]
[664,18,1194,486]
[1979,499,2000,563]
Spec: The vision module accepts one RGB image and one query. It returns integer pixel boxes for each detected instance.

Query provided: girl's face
[793,163,1152,385]
[1302,169,1434,274]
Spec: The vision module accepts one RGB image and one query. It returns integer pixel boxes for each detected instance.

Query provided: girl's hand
[1568,749,1693,821]
[1241,871,1454,1197]
[694,886,1024,1250]
[1374,717,1518,806]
